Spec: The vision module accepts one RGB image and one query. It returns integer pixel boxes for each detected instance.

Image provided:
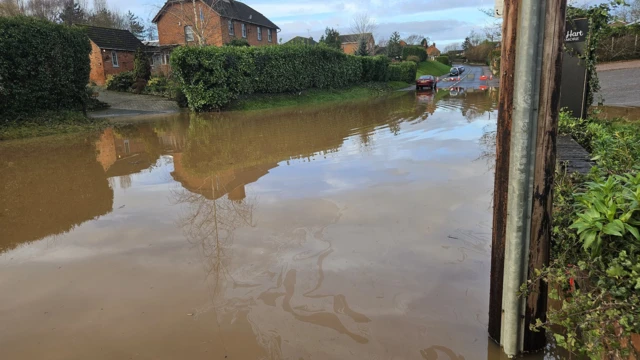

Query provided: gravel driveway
[89,90,180,118]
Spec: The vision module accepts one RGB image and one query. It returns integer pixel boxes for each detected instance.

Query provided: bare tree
[26,0,63,21]
[443,42,462,53]
[0,0,24,16]
[350,12,376,36]
[155,0,229,46]
[404,34,426,45]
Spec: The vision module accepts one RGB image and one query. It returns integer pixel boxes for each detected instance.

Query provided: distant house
[150,0,279,75]
[285,36,317,45]
[426,43,441,60]
[339,33,375,55]
[84,25,144,86]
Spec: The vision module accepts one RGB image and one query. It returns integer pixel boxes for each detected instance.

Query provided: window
[257,26,262,41]
[111,51,119,67]
[185,26,194,42]
[152,54,161,66]
[267,28,272,42]
[241,23,246,38]
[164,53,170,65]
[199,8,204,23]
[228,19,234,35]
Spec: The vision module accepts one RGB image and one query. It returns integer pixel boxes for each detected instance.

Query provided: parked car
[457,66,465,73]
[449,67,460,76]
[416,75,437,90]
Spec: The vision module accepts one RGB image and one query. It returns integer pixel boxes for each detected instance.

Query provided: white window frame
[152,54,161,66]
[267,28,272,42]
[241,23,247,38]
[185,25,194,42]
[111,51,119,67]
[257,26,262,41]
[164,53,170,65]
[228,20,234,35]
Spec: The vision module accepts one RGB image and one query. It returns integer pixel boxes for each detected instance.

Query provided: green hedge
[172,45,371,111]
[402,46,427,62]
[0,17,91,124]
[435,56,450,66]
[359,55,389,82]
[388,62,417,83]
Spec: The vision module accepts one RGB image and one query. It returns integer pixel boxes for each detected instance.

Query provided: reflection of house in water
[171,153,275,201]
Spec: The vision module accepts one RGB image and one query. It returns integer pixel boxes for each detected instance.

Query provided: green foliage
[171,45,366,111]
[0,16,91,124]
[387,31,402,59]
[226,38,250,47]
[416,60,451,77]
[133,47,151,81]
[319,27,341,50]
[359,56,390,82]
[106,71,135,91]
[530,110,640,358]
[402,46,427,62]
[406,55,420,63]
[356,36,369,56]
[388,62,417,83]
[434,56,450,65]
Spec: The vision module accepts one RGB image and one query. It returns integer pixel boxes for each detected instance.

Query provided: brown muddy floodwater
[1,89,550,359]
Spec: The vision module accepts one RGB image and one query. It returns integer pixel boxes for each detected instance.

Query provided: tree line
[0,0,152,39]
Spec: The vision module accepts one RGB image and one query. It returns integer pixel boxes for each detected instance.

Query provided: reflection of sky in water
[249,113,496,200]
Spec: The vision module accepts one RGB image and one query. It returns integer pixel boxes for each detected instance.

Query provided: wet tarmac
[1,89,561,359]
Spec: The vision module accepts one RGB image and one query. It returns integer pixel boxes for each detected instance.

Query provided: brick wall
[89,41,105,85]
[103,50,135,79]
[88,40,136,85]
[155,2,277,47]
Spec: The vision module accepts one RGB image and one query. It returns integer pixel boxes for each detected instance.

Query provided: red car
[416,75,436,90]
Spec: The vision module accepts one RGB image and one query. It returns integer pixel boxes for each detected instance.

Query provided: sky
[126,0,611,48]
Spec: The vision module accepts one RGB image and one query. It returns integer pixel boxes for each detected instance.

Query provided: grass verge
[0,111,109,141]
[416,61,451,78]
[230,82,410,111]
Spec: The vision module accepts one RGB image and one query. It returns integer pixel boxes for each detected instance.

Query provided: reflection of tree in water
[477,126,497,171]
[119,175,132,189]
[172,176,256,291]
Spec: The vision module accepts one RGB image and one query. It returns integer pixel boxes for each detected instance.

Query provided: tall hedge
[359,55,390,82]
[402,46,427,62]
[388,62,417,83]
[172,45,366,111]
[0,17,91,123]
[435,56,451,66]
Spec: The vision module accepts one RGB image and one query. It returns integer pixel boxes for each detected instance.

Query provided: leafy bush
[0,16,91,124]
[401,46,427,62]
[435,56,450,65]
[227,38,250,47]
[406,55,420,63]
[145,75,170,94]
[106,71,135,92]
[171,45,364,110]
[359,55,389,82]
[133,47,151,81]
[388,62,417,83]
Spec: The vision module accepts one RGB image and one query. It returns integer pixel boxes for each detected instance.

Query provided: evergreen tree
[319,27,341,50]
[462,37,472,52]
[127,11,144,39]
[386,31,402,59]
[356,36,368,55]
[58,1,85,26]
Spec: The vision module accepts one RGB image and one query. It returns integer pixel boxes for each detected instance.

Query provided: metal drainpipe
[500,0,547,357]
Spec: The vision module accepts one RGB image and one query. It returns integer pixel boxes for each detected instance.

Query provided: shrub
[406,55,420,63]
[227,38,250,47]
[106,71,135,91]
[435,56,450,66]
[359,55,389,82]
[145,75,169,94]
[401,46,427,62]
[171,45,364,110]
[388,62,417,83]
[133,47,151,81]
[0,16,91,124]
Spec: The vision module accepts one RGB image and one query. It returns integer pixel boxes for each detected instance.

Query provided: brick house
[150,0,279,74]
[339,33,375,55]
[426,43,441,60]
[84,26,144,86]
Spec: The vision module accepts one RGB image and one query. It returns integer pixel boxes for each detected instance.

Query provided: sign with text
[560,18,589,119]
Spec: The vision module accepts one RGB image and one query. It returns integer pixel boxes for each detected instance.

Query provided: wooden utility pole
[488,0,519,343]
[488,0,567,355]
[524,0,567,351]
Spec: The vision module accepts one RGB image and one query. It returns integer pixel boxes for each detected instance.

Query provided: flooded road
[0,89,522,359]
